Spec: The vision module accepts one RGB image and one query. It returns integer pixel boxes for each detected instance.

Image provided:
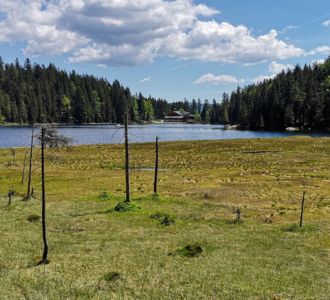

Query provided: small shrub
[103,272,122,282]
[150,212,166,220]
[111,201,140,212]
[98,191,111,200]
[27,214,40,222]
[172,244,203,257]
[160,215,175,226]
[150,212,175,226]
[151,193,160,200]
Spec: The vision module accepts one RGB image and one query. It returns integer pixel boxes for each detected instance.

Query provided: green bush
[98,191,112,200]
[27,215,40,222]
[173,244,203,257]
[150,212,175,226]
[103,272,122,282]
[111,201,140,212]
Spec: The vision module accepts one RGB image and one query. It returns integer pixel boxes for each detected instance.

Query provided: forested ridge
[223,56,330,130]
[0,57,329,129]
[0,57,169,124]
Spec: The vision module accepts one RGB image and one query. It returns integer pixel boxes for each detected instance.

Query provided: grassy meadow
[0,137,329,299]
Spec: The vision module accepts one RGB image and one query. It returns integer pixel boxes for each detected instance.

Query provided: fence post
[154,136,159,194]
[299,191,306,227]
[124,113,130,203]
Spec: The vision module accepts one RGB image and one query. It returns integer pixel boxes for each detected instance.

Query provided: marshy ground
[0,137,329,299]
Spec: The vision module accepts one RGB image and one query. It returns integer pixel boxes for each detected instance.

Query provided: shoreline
[0,122,329,134]
[1,135,330,150]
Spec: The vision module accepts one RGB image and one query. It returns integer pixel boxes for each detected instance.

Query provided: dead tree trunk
[154,136,159,194]
[299,191,306,227]
[26,126,34,199]
[21,149,28,184]
[124,113,130,203]
[8,187,14,206]
[40,127,49,264]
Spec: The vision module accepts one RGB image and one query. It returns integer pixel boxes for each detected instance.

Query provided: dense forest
[222,56,330,130]
[0,57,170,124]
[0,57,329,129]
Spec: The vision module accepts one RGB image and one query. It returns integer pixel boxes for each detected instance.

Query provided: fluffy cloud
[306,46,330,56]
[251,61,293,84]
[312,59,325,65]
[0,0,305,65]
[268,61,293,74]
[322,20,330,26]
[194,73,244,85]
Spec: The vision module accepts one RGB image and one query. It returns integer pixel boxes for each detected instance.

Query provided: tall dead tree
[35,125,70,264]
[124,113,130,203]
[39,126,49,264]
[154,136,159,194]
[26,126,34,199]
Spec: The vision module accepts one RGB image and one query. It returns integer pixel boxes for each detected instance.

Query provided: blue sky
[0,0,329,102]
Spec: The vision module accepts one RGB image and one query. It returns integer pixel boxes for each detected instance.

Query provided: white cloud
[306,46,330,56]
[250,61,292,84]
[279,25,298,34]
[0,0,306,66]
[195,73,244,85]
[322,20,330,26]
[96,63,107,68]
[140,76,151,83]
[162,23,304,64]
[268,61,293,74]
[312,59,325,65]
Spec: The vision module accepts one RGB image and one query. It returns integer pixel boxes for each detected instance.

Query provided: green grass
[0,137,329,299]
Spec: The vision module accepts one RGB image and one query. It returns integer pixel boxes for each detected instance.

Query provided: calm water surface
[0,124,329,148]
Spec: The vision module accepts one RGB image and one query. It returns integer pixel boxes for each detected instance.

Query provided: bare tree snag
[124,113,130,203]
[39,126,49,264]
[154,136,159,194]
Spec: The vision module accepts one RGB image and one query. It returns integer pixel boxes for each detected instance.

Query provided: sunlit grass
[0,137,329,299]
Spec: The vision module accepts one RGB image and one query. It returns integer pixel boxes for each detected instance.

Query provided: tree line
[222,57,330,130]
[0,57,329,129]
[0,57,168,124]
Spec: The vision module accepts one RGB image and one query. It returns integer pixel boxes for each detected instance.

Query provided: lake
[0,124,329,148]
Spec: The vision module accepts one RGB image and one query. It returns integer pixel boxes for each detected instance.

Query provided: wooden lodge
[164,110,195,123]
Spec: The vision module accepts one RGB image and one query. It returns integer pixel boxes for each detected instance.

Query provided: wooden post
[40,127,49,264]
[299,191,306,227]
[26,126,34,199]
[124,113,130,203]
[154,136,159,194]
[236,207,241,222]
[8,188,13,206]
[21,149,28,184]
